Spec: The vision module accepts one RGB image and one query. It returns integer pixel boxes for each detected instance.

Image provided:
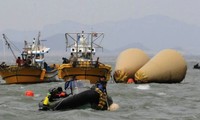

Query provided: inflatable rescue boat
[39,89,113,111]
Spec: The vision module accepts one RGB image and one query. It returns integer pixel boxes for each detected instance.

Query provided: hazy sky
[0,0,200,32]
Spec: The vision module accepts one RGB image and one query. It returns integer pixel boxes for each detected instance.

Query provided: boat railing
[65,31,104,61]
[72,61,99,68]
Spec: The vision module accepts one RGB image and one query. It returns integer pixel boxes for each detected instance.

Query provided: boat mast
[2,37,6,61]
[2,34,17,60]
[90,32,93,61]
[76,33,79,58]
[35,32,42,66]
[36,31,41,53]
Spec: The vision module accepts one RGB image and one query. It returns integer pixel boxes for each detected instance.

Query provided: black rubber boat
[39,89,113,111]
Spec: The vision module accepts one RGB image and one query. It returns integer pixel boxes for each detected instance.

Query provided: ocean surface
[0,55,200,120]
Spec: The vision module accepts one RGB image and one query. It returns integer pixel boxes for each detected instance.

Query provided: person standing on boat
[69,53,77,67]
[62,57,69,64]
[69,53,75,61]
[79,34,86,45]
[16,57,22,66]
[43,62,48,70]
[64,76,77,95]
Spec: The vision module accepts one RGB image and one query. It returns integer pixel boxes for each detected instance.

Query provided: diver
[39,86,68,110]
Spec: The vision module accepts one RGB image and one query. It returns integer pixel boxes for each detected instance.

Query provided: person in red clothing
[16,56,22,66]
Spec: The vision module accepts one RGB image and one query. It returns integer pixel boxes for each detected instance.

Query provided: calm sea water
[0,55,200,120]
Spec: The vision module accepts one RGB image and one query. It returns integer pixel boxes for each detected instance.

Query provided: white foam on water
[136,84,150,90]
[20,86,24,89]
[157,92,166,96]
[34,94,41,97]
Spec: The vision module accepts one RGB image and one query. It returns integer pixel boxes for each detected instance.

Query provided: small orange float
[25,90,34,97]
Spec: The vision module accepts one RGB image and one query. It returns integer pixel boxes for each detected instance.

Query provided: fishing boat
[0,32,59,84]
[58,31,112,84]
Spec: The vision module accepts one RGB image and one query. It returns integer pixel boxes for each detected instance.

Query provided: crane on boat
[2,34,21,60]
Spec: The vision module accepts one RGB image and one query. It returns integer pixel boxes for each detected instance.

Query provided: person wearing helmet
[42,87,67,107]
[93,76,107,93]
[90,76,112,110]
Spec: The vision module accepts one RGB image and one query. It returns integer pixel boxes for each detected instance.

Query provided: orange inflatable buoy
[25,90,34,97]
[127,78,134,84]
